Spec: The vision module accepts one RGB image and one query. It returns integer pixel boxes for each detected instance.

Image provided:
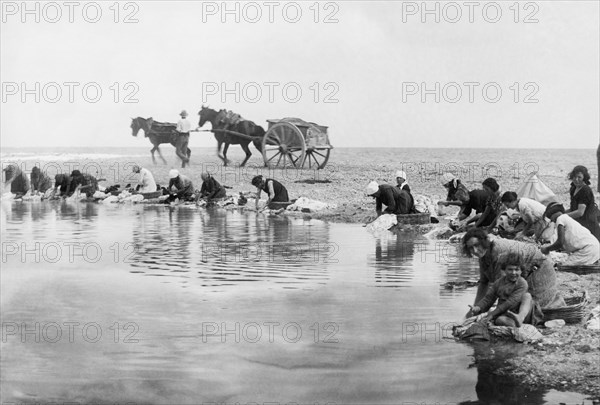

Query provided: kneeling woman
[541,203,600,266]
[470,254,538,327]
[251,175,290,210]
[462,228,564,321]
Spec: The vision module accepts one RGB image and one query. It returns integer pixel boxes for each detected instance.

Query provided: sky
[1,0,599,149]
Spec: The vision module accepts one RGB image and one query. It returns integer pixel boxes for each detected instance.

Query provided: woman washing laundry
[252,175,291,210]
[541,202,600,266]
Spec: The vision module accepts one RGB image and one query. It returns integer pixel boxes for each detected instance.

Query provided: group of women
[457,165,600,328]
[440,165,599,266]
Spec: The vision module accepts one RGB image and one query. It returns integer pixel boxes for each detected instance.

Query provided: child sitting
[470,253,534,327]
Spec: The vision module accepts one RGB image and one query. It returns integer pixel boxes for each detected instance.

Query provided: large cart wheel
[303,148,331,169]
[262,122,306,168]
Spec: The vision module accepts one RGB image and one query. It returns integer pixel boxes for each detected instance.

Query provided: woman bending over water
[462,228,564,324]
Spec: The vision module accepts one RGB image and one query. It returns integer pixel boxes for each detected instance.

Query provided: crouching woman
[541,202,600,266]
[470,254,539,327]
[462,228,564,322]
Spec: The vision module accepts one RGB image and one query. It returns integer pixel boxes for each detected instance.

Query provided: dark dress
[200,176,226,199]
[461,189,491,218]
[263,178,289,208]
[55,174,71,195]
[375,184,413,215]
[399,183,411,194]
[479,192,502,227]
[31,170,52,193]
[4,166,30,194]
[570,183,600,241]
[70,174,99,198]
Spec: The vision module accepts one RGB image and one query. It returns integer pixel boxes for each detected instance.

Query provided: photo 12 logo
[201,321,339,343]
[1,82,140,104]
[2,321,139,343]
[2,241,141,264]
[200,1,340,23]
[401,82,540,104]
[1,1,140,23]
[400,1,540,24]
[201,81,340,104]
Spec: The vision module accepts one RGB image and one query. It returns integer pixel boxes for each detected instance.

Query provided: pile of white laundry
[365,214,398,234]
[287,197,337,212]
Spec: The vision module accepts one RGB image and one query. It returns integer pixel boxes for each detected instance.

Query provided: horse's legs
[240,142,252,167]
[175,135,190,168]
[222,143,231,166]
[150,145,157,165]
[216,141,226,164]
[156,146,167,165]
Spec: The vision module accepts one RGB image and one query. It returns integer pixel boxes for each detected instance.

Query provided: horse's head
[198,105,217,127]
[130,117,153,137]
[130,117,142,137]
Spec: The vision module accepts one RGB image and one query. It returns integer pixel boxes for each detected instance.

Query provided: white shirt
[138,168,157,193]
[176,118,192,133]
[517,197,546,224]
[556,214,598,252]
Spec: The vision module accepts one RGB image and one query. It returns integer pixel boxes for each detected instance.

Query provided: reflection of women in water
[373,238,415,287]
[565,165,600,242]
[457,343,547,405]
[461,228,563,317]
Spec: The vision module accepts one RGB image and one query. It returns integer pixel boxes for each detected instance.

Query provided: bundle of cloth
[99,190,144,203]
[286,197,337,213]
[413,194,441,216]
[452,316,543,343]
[365,214,398,234]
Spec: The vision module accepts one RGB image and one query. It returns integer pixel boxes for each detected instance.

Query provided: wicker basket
[557,264,600,275]
[396,212,430,225]
[542,291,589,324]
[141,191,162,199]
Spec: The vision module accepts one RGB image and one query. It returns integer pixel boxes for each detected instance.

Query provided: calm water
[0,201,589,404]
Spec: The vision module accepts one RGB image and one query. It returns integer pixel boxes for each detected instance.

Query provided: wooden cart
[261,117,333,169]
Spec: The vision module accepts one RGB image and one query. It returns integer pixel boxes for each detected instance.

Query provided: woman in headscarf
[565,165,600,242]
[462,228,564,324]
[3,164,30,196]
[541,202,600,266]
[199,172,226,200]
[394,170,411,193]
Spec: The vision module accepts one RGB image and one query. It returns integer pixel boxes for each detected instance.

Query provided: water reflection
[0,201,589,404]
[371,236,415,287]
[457,342,576,405]
[129,207,332,289]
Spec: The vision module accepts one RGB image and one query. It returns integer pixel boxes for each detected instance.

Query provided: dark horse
[130,117,191,167]
[197,106,265,166]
